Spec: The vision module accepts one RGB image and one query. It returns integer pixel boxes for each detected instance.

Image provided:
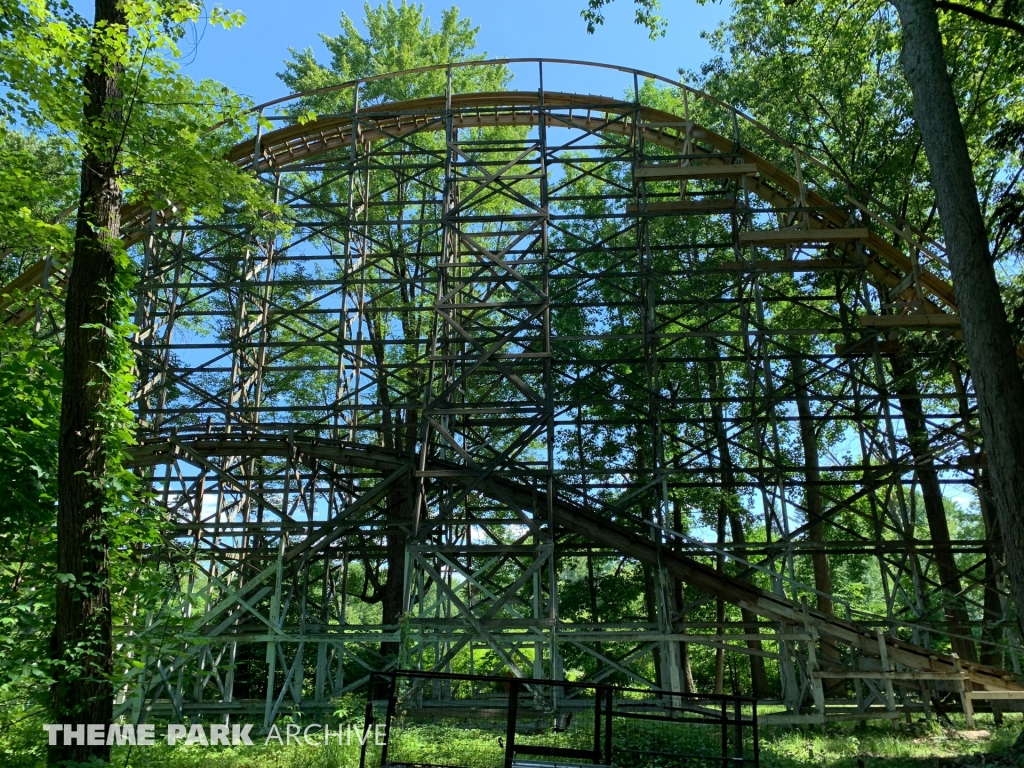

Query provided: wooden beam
[720,259,855,272]
[859,314,962,328]
[625,199,737,213]
[834,341,903,356]
[635,163,758,180]
[965,691,1024,700]
[739,228,870,246]
[813,671,965,680]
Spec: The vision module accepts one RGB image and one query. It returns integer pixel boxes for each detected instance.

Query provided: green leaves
[581,0,667,39]
[0,302,61,705]
[1,1,274,231]
[278,1,509,112]
[0,0,279,730]
[0,128,77,283]
[698,0,1024,250]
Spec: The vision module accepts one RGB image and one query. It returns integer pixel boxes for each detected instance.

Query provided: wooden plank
[739,228,870,245]
[814,671,964,680]
[965,691,1024,700]
[822,710,906,723]
[957,454,987,470]
[859,314,961,328]
[757,714,825,725]
[625,199,737,213]
[834,341,902,356]
[719,259,854,272]
[635,163,758,179]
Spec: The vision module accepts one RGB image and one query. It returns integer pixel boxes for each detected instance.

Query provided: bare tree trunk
[891,0,1024,637]
[380,487,408,662]
[678,621,696,694]
[714,501,726,695]
[890,354,976,661]
[977,475,1005,667]
[977,476,1005,723]
[643,564,664,688]
[707,345,770,698]
[372,326,414,663]
[50,2,126,764]
[672,501,696,693]
[791,360,844,695]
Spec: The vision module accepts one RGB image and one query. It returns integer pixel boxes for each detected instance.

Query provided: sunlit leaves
[698,0,1024,253]
[580,0,667,40]
[278,0,508,112]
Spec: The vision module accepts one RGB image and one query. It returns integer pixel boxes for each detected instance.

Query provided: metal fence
[360,671,758,768]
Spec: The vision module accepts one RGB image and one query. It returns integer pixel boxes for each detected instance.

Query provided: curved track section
[4,91,958,322]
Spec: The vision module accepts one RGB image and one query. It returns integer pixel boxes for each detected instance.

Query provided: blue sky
[172,0,732,105]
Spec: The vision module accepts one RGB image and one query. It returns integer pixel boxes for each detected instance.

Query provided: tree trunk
[381,487,408,662]
[977,476,1005,668]
[51,2,126,765]
[976,476,1006,723]
[890,354,976,661]
[891,0,1024,636]
[792,361,834,614]
[791,360,844,695]
[707,343,770,698]
[643,564,664,688]
[672,501,696,693]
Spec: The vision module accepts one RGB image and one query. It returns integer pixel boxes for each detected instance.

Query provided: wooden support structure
[3,59,1017,727]
[625,199,737,213]
[738,228,870,246]
[859,314,962,328]
[635,163,758,179]
[720,259,854,272]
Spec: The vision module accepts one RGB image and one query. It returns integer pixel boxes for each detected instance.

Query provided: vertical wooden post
[721,697,729,768]
[952,654,975,728]
[802,598,826,723]
[876,629,896,713]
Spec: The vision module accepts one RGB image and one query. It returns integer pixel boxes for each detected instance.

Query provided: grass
[3,713,1022,767]
[759,715,1024,768]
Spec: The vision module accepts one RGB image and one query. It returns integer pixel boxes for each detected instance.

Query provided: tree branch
[934,0,1024,36]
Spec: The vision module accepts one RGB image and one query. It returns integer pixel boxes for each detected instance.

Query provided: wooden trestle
[3,59,1019,725]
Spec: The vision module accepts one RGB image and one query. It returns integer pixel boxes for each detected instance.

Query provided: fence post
[359,685,374,768]
[734,699,742,761]
[721,698,729,768]
[605,686,613,765]
[752,699,759,768]
[504,679,519,768]
[380,672,398,766]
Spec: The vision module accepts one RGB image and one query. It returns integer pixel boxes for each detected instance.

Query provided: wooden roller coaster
[4,59,1019,727]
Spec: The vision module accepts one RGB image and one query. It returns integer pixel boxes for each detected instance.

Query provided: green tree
[279,0,499,108]
[1,1,270,763]
[582,0,1024,642]
[698,0,1024,663]
[0,129,78,283]
[275,1,511,662]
